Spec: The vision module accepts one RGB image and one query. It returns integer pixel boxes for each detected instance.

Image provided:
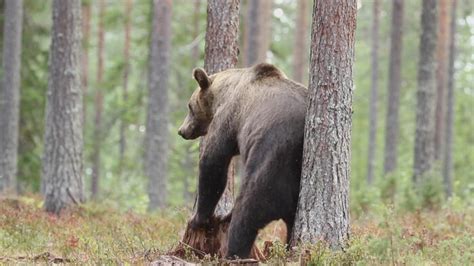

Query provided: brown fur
[178,63,307,259]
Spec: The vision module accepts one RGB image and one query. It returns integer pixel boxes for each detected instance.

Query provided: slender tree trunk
[119,0,133,173]
[384,0,404,175]
[145,0,172,211]
[0,0,23,193]
[244,0,271,66]
[203,0,240,216]
[367,0,380,185]
[183,0,202,203]
[81,2,90,126]
[443,0,457,198]
[292,0,357,249]
[43,0,84,215]
[91,0,105,199]
[191,0,201,63]
[434,0,450,160]
[292,0,308,84]
[413,0,438,183]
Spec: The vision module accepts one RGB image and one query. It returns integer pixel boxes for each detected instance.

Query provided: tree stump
[170,215,265,262]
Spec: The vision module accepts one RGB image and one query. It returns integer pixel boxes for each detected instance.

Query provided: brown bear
[178,63,307,259]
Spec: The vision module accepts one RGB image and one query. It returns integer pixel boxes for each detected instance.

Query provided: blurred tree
[0,0,23,193]
[119,0,133,173]
[367,0,380,185]
[413,0,438,183]
[292,0,357,249]
[202,0,240,216]
[292,0,308,83]
[384,0,404,175]
[243,0,271,66]
[42,0,84,214]
[434,0,450,160]
[191,0,201,63]
[81,1,90,126]
[145,0,172,211]
[91,0,106,199]
[443,0,457,198]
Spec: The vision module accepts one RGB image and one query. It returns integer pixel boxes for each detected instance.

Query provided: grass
[0,195,473,265]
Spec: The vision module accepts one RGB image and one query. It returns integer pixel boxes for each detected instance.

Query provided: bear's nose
[178,129,184,137]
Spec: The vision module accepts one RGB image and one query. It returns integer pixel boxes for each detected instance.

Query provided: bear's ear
[193,68,211,91]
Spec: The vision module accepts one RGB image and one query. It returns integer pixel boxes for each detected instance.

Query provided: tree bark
[292,0,357,249]
[413,0,438,183]
[42,0,84,215]
[145,0,172,211]
[443,0,457,198]
[91,0,106,199]
[384,0,404,175]
[434,0,450,160]
[292,0,308,84]
[119,0,133,173]
[203,0,240,216]
[0,0,23,193]
[367,0,380,185]
[244,0,271,67]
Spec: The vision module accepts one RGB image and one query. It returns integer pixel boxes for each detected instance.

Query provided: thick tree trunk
[119,0,133,172]
[434,0,450,160]
[367,0,380,185]
[42,0,84,215]
[203,0,240,216]
[244,0,272,66]
[292,0,357,249]
[81,2,90,127]
[0,0,23,193]
[413,0,438,183]
[145,0,171,211]
[443,0,457,198]
[292,0,308,84]
[91,0,105,199]
[384,0,404,175]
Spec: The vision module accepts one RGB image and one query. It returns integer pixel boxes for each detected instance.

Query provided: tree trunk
[413,0,438,183]
[91,0,105,199]
[434,0,450,160]
[145,0,171,211]
[81,1,90,127]
[292,0,308,84]
[0,0,23,193]
[203,0,240,216]
[384,0,404,175]
[42,0,84,215]
[443,0,457,198]
[119,0,133,173]
[367,0,380,185]
[244,0,272,67]
[292,0,357,249]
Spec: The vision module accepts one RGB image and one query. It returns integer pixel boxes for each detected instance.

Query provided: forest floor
[0,195,473,265]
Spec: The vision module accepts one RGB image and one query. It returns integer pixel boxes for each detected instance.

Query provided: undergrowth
[0,195,472,265]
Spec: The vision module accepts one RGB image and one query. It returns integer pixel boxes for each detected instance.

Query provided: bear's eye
[188,103,194,115]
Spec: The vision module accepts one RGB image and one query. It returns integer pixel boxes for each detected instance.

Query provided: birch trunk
[0,0,23,193]
[42,0,83,214]
[292,0,357,249]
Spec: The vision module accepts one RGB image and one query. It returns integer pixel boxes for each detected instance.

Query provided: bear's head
[178,68,214,140]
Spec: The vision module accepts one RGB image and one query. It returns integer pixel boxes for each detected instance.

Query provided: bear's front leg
[191,134,236,229]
